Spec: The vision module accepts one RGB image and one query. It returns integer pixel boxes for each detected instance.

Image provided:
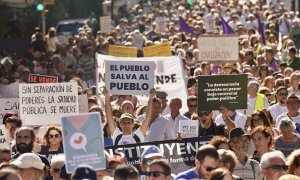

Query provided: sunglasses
[48,134,60,139]
[145,171,167,177]
[201,163,217,172]
[266,165,288,171]
[278,93,288,97]
[198,111,211,117]
[189,104,197,108]
[53,168,61,173]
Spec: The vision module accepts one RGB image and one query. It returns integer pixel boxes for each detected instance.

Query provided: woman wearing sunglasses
[34,125,63,162]
[146,159,172,180]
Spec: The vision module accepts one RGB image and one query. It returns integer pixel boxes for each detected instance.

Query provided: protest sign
[105,136,211,175]
[197,74,247,111]
[143,42,172,57]
[78,94,88,113]
[204,14,217,32]
[96,54,188,113]
[155,16,167,33]
[28,74,58,83]
[198,36,239,62]
[0,98,19,123]
[109,45,138,57]
[132,32,144,49]
[179,120,199,138]
[62,112,106,173]
[100,16,112,33]
[0,81,19,98]
[105,61,154,95]
[0,125,10,149]
[19,82,79,125]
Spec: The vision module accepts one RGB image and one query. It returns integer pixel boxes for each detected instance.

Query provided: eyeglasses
[224,67,232,69]
[198,111,211,117]
[278,93,288,97]
[48,134,60,139]
[53,168,61,174]
[201,163,217,172]
[266,165,288,171]
[189,104,197,108]
[145,171,167,177]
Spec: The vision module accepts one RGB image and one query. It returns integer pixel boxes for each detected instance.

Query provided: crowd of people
[0,0,300,179]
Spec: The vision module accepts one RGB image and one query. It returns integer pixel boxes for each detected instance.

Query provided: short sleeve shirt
[112,127,144,145]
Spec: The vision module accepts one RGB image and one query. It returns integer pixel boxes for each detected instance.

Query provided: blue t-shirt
[175,168,201,180]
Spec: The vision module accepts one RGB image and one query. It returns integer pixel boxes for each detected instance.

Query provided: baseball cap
[10,153,45,171]
[141,146,164,160]
[72,164,97,180]
[119,113,135,122]
[156,91,168,98]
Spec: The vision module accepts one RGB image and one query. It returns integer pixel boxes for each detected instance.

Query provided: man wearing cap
[229,128,261,180]
[72,164,97,180]
[140,145,165,178]
[104,87,154,145]
[276,93,300,129]
[10,153,45,180]
[260,151,287,180]
[268,86,288,121]
[175,144,219,179]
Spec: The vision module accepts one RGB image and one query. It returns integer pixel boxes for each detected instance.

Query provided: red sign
[29,74,58,83]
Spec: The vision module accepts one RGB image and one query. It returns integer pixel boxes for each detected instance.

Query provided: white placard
[0,98,19,123]
[198,36,239,62]
[179,120,199,138]
[100,16,112,33]
[78,94,88,113]
[132,32,144,50]
[0,81,19,98]
[155,16,167,34]
[19,82,79,125]
[105,61,154,95]
[204,14,217,32]
[0,125,10,149]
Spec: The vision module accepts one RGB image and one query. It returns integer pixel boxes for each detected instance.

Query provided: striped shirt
[233,158,261,180]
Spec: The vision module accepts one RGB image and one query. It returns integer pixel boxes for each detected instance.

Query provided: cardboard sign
[204,14,217,32]
[179,120,199,138]
[132,32,144,49]
[0,81,19,98]
[96,54,188,113]
[105,136,211,175]
[100,16,112,33]
[155,16,167,33]
[0,98,19,123]
[198,36,239,62]
[109,45,138,57]
[28,74,58,83]
[143,42,172,57]
[105,61,154,95]
[197,74,247,111]
[0,125,10,149]
[19,82,79,125]
[62,112,106,173]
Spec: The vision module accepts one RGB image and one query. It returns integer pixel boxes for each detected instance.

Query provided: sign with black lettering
[179,120,199,138]
[0,125,10,149]
[104,136,211,175]
[19,82,79,125]
[105,61,154,95]
[197,74,247,111]
[0,98,19,123]
[28,74,58,83]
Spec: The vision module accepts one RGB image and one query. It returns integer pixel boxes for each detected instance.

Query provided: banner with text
[0,81,19,98]
[197,74,247,111]
[0,98,19,123]
[0,125,10,149]
[104,136,211,175]
[62,112,106,173]
[105,61,154,95]
[198,36,239,62]
[143,42,172,57]
[100,16,112,33]
[179,120,199,138]
[19,82,79,125]
[96,54,188,112]
[109,45,138,57]
[29,74,58,83]
[155,16,167,33]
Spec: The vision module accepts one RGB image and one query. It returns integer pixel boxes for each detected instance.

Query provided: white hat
[10,153,45,171]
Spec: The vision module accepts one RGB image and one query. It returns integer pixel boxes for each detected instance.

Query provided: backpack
[115,133,141,145]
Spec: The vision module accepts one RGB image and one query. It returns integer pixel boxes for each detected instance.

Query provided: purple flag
[257,14,266,45]
[220,16,235,34]
[179,16,195,35]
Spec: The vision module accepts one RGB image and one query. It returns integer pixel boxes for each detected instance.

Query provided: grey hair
[279,118,296,130]
[50,154,65,167]
[248,80,260,91]
[260,151,285,169]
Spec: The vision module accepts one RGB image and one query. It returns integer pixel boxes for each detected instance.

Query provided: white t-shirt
[247,96,270,110]
[268,104,288,122]
[276,112,300,129]
[112,127,144,145]
[215,112,247,128]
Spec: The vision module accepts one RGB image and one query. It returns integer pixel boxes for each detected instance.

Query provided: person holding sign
[104,87,155,145]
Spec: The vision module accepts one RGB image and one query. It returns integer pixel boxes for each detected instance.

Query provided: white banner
[96,54,188,112]
[19,82,79,125]
[105,61,154,95]
[0,125,10,149]
[0,98,19,123]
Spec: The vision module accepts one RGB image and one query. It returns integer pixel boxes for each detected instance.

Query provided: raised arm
[219,106,236,136]
[140,88,156,136]
[103,87,116,135]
